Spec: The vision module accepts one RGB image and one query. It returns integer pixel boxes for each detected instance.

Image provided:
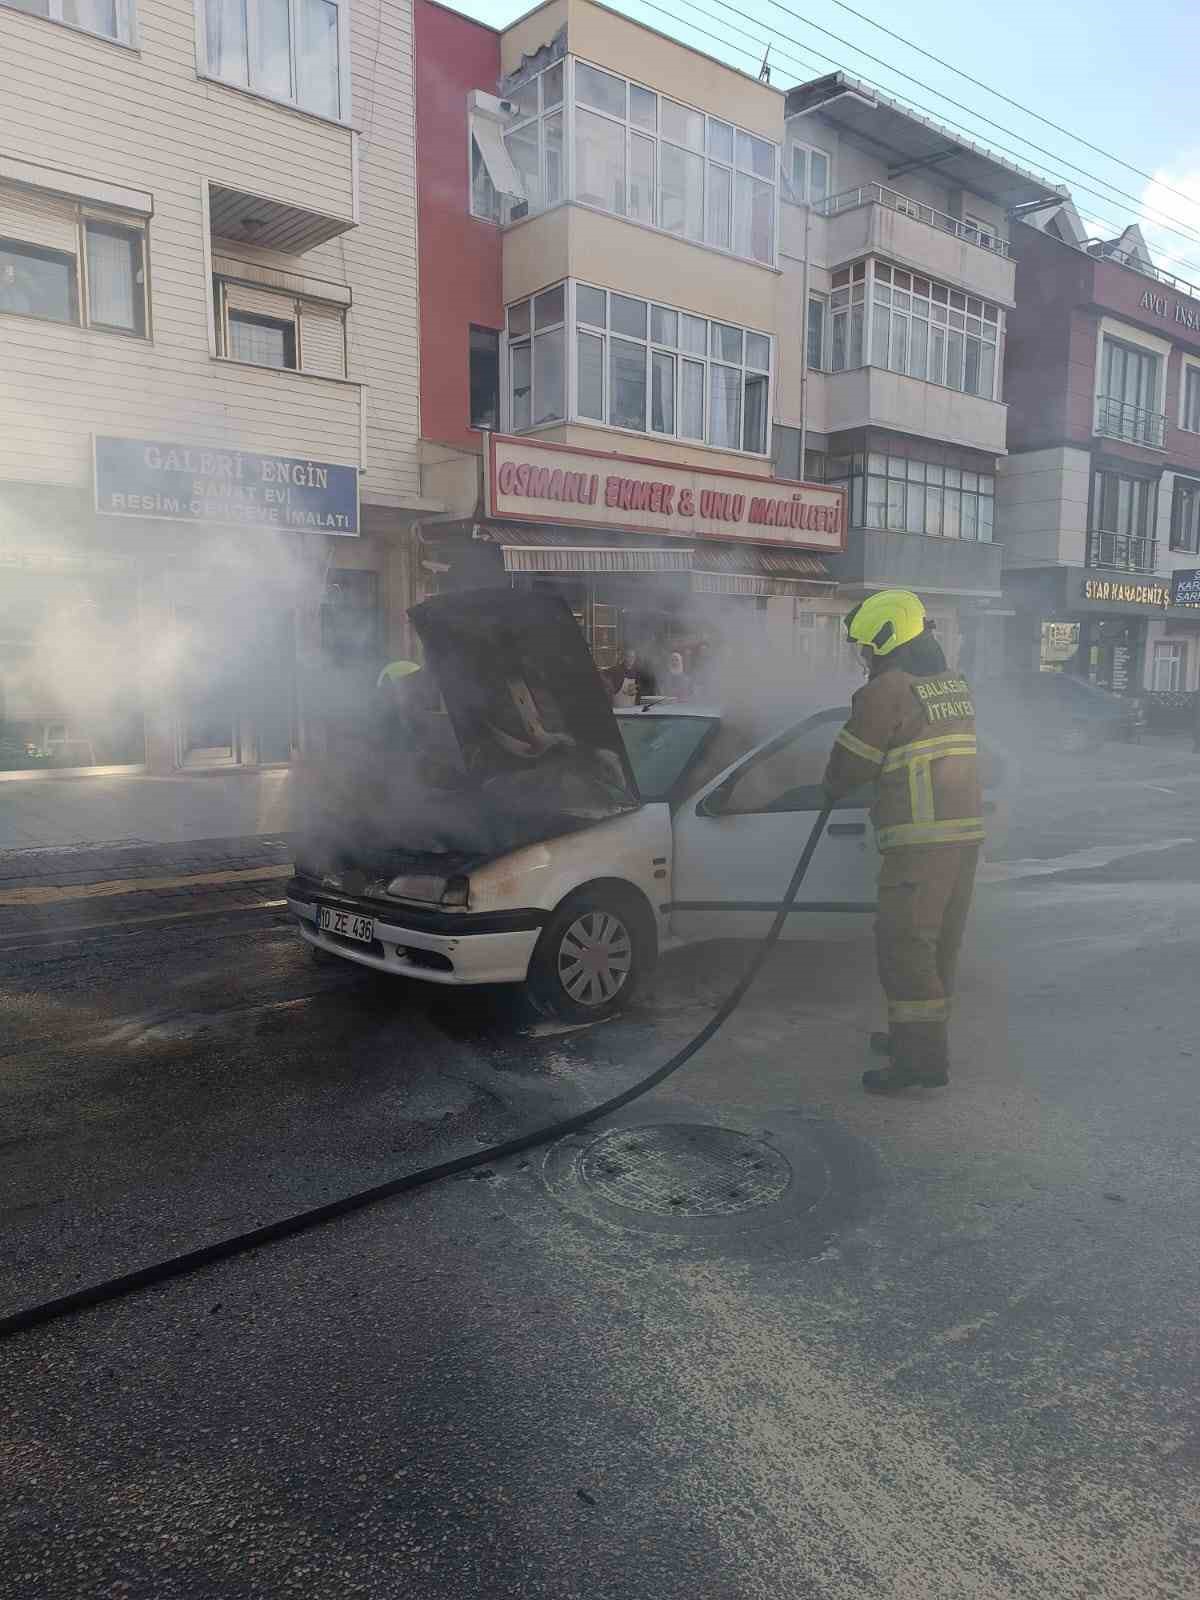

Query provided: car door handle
[827,822,866,836]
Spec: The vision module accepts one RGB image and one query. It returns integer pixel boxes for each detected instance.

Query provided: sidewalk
[0,768,293,852]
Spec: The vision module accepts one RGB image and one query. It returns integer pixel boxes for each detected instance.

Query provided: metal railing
[1087,241,1200,311]
[1086,531,1159,573]
[1094,395,1167,448]
[815,184,1012,257]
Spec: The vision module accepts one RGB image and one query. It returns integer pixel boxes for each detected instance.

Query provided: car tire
[527,887,654,1022]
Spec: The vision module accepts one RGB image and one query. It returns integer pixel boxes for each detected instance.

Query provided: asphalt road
[2,757,1199,1599]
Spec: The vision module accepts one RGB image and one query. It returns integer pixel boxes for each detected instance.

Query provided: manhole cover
[578,1124,791,1217]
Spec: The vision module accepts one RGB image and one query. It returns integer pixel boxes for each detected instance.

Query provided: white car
[288,591,1002,1020]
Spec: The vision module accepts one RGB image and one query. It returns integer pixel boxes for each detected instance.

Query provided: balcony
[813,185,1015,304]
[828,526,1002,598]
[820,366,1008,455]
[1087,531,1159,573]
[1094,395,1166,450]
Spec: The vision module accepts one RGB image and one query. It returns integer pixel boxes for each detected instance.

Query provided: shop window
[0,188,149,336]
[199,0,349,120]
[1170,478,1200,553]
[3,0,134,44]
[469,325,500,431]
[1152,641,1185,692]
[824,451,994,542]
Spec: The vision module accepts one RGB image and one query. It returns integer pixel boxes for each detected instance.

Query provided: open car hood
[410,588,640,810]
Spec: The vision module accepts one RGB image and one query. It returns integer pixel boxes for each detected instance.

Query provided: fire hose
[0,805,834,1341]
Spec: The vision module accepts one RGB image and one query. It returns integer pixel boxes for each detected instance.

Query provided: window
[806,294,825,371]
[555,282,771,453]
[722,715,854,814]
[790,143,831,205]
[825,450,995,542]
[1152,642,1185,693]
[469,325,500,430]
[84,222,146,335]
[571,62,777,265]
[4,0,132,43]
[1170,478,1200,554]
[963,213,995,250]
[1090,470,1157,571]
[200,0,348,119]
[214,276,347,376]
[228,310,295,368]
[869,263,1000,398]
[0,205,147,336]
[1181,364,1200,434]
[829,263,866,373]
[1098,336,1163,446]
[506,287,565,430]
[0,238,76,323]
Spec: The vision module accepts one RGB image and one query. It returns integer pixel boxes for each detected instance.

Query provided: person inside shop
[690,639,718,703]
[604,648,656,707]
[663,650,690,701]
[372,659,459,788]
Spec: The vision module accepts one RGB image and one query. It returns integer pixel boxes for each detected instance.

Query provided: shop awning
[691,545,834,597]
[480,525,693,575]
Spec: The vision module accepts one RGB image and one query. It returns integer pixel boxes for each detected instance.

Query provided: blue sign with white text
[1170,569,1200,609]
[94,436,359,536]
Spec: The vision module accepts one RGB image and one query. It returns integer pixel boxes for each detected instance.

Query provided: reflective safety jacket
[822,667,983,851]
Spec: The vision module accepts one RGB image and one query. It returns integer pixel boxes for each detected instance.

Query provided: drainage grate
[578,1124,791,1217]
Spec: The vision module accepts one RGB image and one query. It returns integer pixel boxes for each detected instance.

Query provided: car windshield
[617,714,718,801]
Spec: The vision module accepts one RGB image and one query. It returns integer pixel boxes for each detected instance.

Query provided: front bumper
[286,882,544,986]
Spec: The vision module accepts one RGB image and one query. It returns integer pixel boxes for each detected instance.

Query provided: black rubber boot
[869,1031,893,1057]
[862,1062,949,1094]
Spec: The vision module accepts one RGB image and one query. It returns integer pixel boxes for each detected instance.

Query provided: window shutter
[300,301,346,378]
[222,281,298,322]
[0,185,79,256]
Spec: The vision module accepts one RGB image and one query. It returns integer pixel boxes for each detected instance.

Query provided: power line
[635,0,1200,271]
[737,0,1200,255]
[809,0,1200,213]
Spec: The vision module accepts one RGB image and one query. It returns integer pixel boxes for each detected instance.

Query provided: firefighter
[821,591,984,1095]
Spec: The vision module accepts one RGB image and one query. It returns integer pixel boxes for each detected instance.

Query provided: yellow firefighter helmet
[844,590,926,658]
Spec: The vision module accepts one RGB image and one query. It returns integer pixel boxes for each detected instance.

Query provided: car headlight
[384,874,470,908]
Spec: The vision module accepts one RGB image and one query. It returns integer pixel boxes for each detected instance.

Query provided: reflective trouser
[875,843,981,1076]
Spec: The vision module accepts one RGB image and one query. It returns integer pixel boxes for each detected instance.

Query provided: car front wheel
[527,889,652,1022]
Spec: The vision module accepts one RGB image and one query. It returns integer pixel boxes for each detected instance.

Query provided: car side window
[722,718,851,814]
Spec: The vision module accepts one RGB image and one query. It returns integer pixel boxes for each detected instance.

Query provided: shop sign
[1170,568,1200,608]
[1138,287,1200,333]
[485,435,845,552]
[1080,577,1170,609]
[93,436,359,535]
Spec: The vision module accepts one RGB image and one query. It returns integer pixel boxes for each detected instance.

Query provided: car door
[668,710,879,946]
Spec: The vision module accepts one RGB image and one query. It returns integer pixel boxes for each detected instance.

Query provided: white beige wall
[0,0,420,506]
[994,445,1091,567]
[503,205,777,333]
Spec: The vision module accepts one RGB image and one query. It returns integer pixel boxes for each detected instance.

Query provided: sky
[451,0,1200,283]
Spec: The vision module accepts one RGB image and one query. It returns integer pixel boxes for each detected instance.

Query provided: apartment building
[0,0,426,773]
[412,0,844,682]
[775,72,1063,679]
[999,206,1200,694]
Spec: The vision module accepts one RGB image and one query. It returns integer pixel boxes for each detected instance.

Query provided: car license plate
[318,906,375,944]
